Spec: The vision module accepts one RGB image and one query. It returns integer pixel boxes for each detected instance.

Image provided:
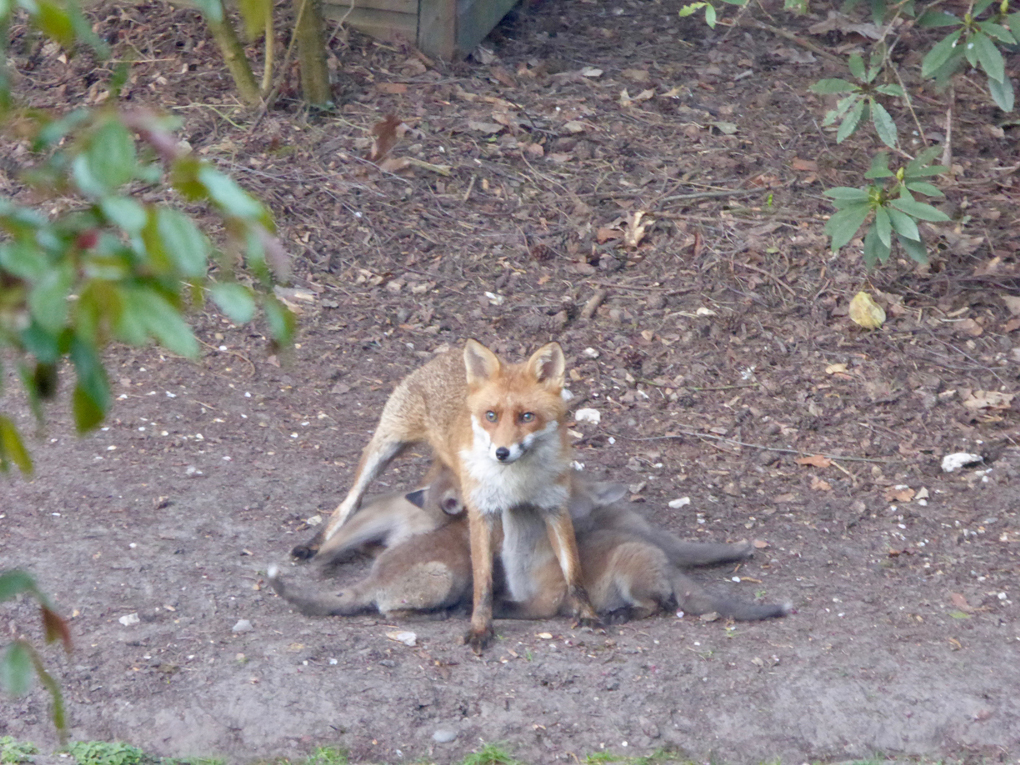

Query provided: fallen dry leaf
[883,486,916,503]
[810,475,832,492]
[368,114,402,162]
[752,540,770,549]
[962,390,1015,411]
[376,82,407,95]
[849,291,885,329]
[796,455,832,469]
[957,317,984,337]
[950,592,973,612]
[791,158,818,172]
[825,363,848,375]
[1003,295,1020,316]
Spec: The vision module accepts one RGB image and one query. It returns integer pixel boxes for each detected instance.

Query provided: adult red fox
[292,340,597,651]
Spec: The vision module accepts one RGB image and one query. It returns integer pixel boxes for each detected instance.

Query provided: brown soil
[2,1,1020,763]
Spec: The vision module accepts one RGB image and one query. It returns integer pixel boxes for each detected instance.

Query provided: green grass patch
[460,742,521,765]
[0,737,39,765]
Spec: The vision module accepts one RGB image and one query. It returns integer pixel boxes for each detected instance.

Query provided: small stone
[432,729,458,744]
[232,619,253,633]
[118,613,140,626]
[668,497,691,509]
[941,453,983,473]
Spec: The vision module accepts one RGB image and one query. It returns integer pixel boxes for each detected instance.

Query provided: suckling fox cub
[269,470,470,618]
[293,339,597,651]
[274,468,789,624]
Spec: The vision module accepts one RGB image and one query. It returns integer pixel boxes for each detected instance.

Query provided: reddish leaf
[42,606,73,653]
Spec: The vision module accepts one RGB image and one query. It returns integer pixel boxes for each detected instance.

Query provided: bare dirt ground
[3,0,1020,762]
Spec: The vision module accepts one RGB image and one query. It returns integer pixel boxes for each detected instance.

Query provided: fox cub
[269,470,470,618]
[273,468,789,625]
[293,340,596,651]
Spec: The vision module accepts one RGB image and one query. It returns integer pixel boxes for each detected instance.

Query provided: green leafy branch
[0,571,71,743]
[812,51,906,148]
[918,0,1018,111]
[823,148,952,267]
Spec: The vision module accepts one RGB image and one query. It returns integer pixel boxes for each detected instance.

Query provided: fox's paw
[573,613,604,631]
[463,625,496,654]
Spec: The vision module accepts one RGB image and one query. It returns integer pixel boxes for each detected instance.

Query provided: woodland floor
[2,0,1020,763]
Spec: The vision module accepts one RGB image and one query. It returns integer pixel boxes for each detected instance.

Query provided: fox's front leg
[291,436,408,559]
[465,508,498,653]
[545,507,601,628]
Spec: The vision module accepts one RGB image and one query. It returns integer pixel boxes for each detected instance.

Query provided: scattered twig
[737,18,844,66]
[580,288,608,319]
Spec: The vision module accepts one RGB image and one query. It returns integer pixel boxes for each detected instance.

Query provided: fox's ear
[464,339,501,387]
[527,342,565,390]
[404,489,426,508]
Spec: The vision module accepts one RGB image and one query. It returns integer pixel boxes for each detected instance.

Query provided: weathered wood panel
[322,0,515,59]
[455,0,515,53]
[417,0,456,58]
[321,4,417,42]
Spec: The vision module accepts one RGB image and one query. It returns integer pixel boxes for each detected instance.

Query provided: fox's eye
[486,410,497,422]
[520,412,534,423]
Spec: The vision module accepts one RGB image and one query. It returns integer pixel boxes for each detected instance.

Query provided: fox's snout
[495,446,511,462]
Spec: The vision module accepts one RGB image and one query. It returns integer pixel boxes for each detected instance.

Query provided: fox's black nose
[495,446,510,462]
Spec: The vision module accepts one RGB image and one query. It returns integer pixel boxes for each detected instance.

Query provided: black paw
[464,625,496,654]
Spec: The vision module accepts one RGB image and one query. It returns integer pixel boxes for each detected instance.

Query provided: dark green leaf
[978,21,1017,44]
[870,100,897,148]
[34,108,89,151]
[847,53,866,80]
[836,99,866,143]
[874,206,892,248]
[989,75,1015,112]
[19,322,60,365]
[825,203,871,251]
[264,296,296,345]
[897,232,929,264]
[905,181,945,198]
[823,186,871,202]
[922,30,962,78]
[72,384,105,433]
[863,223,890,268]
[27,262,73,334]
[112,286,149,346]
[810,78,857,94]
[890,198,952,222]
[974,0,995,15]
[34,0,75,48]
[0,240,47,281]
[887,208,920,240]
[135,288,199,358]
[155,208,211,277]
[874,84,905,97]
[100,197,147,234]
[0,641,33,696]
[84,120,136,193]
[0,570,38,602]
[917,9,960,27]
[69,336,109,431]
[864,152,894,179]
[973,32,1006,83]
[0,416,33,474]
[209,282,256,323]
[198,167,263,220]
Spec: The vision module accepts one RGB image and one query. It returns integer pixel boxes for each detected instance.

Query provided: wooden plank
[455,0,516,54]
[417,0,456,58]
[321,4,417,42]
[322,0,417,17]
